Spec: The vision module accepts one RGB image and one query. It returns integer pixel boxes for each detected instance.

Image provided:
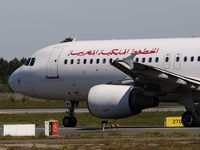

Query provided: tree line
[0,58,26,92]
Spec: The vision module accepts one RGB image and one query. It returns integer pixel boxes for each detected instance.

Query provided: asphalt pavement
[35,127,200,136]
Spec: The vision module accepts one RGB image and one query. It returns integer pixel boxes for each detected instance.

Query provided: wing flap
[111,55,200,91]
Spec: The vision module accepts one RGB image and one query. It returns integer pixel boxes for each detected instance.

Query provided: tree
[0,57,26,84]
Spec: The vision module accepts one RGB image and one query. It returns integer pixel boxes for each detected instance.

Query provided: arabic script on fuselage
[68,48,159,56]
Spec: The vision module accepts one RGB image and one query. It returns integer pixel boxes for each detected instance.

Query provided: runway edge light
[165,117,183,127]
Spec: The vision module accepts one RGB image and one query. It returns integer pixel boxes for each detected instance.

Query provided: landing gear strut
[62,100,78,127]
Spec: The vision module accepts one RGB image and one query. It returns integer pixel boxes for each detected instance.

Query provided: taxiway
[36,127,200,136]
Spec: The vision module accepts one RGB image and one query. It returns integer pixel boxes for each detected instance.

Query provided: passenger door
[46,49,62,79]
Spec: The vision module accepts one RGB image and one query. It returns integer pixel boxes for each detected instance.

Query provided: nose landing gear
[62,116,77,127]
[62,100,78,127]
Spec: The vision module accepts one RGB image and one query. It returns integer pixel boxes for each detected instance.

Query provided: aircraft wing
[111,55,200,91]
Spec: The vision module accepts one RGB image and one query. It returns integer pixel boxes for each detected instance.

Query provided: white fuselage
[9,38,200,101]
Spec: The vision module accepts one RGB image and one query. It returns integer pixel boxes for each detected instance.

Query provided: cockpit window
[24,58,31,66]
[30,58,36,66]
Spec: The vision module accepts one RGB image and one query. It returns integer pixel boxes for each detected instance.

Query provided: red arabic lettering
[131,48,159,55]
[68,48,159,56]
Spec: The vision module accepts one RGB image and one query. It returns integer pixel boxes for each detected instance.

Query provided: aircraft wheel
[62,116,77,127]
[70,116,77,127]
[181,111,195,127]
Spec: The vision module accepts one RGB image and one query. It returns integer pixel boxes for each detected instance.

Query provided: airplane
[8,37,200,127]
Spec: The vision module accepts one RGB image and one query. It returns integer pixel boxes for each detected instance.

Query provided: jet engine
[88,84,159,119]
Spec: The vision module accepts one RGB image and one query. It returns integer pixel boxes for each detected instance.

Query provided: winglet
[122,54,136,69]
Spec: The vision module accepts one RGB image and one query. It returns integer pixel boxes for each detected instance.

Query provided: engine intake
[88,84,159,119]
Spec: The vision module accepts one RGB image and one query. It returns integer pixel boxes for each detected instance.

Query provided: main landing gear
[181,104,200,127]
[62,100,78,127]
[179,91,200,127]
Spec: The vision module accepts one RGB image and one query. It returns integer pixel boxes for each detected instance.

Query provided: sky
[1,0,200,60]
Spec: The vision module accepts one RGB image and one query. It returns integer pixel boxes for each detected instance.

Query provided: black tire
[70,116,77,127]
[62,116,71,127]
[62,116,77,127]
[181,111,195,127]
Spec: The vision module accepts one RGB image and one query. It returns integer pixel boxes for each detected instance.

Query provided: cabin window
[155,57,159,63]
[148,57,152,63]
[30,58,36,66]
[77,59,80,64]
[90,59,93,64]
[142,58,145,63]
[135,58,139,62]
[176,56,180,62]
[183,56,187,62]
[83,59,87,64]
[96,59,100,64]
[165,57,169,62]
[70,59,74,64]
[191,56,194,62]
[24,58,31,66]
[64,59,68,64]
[103,58,106,64]
[198,56,200,62]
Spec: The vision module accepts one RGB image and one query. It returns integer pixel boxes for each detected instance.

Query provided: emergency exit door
[163,54,171,69]
[46,49,62,79]
[174,53,181,69]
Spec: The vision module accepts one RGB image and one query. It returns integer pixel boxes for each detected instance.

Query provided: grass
[0,112,183,127]
[0,111,197,149]
[0,132,197,140]
[0,133,199,150]
[3,140,200,150]
[0,96,64,108]
[0,94,87,108]
[64,132,199,139]
[0,93,179,109]
[0,113,66,127]
[0,83,10,93]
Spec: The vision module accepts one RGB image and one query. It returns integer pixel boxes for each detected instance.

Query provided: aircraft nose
[8,72,17,92]
[8,68,23,92]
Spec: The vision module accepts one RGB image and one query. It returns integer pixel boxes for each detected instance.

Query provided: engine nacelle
[88,84,159,119]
